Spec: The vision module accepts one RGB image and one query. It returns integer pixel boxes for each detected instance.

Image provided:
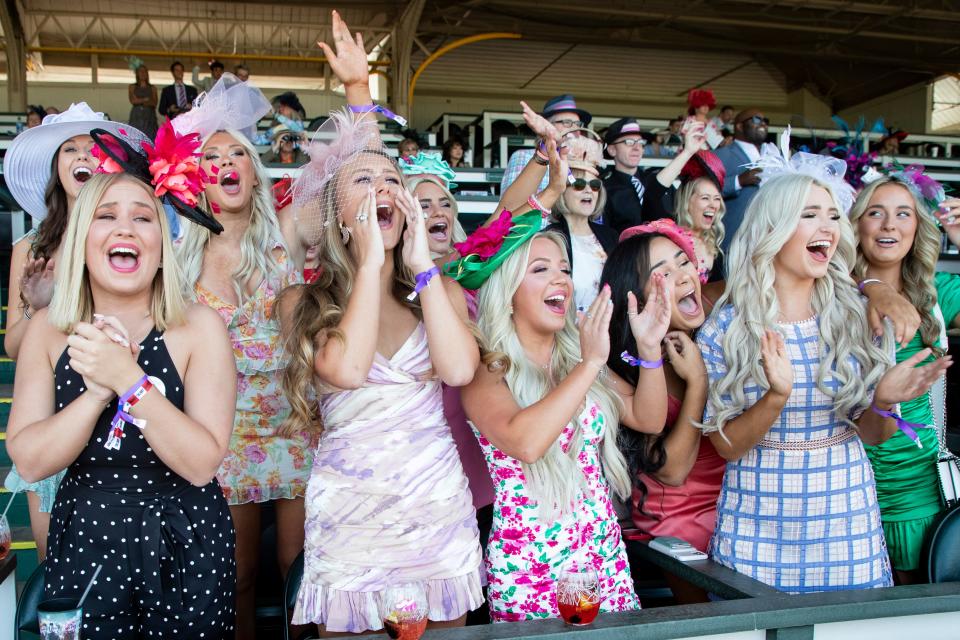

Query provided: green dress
[865,271,960,571]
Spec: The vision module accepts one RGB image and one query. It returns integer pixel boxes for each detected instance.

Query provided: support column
[389,0,424,122]
[0,0,27,111]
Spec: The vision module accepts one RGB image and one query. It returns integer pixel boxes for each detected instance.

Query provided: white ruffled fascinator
[171,72,271,142]
[749,126,857,214]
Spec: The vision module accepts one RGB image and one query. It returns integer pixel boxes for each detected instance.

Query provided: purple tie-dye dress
[292,323,484,632]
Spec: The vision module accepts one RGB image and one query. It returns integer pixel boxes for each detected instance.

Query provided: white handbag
[930,306,960,508]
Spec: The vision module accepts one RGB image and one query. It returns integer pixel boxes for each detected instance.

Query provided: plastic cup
[38,597,83,640]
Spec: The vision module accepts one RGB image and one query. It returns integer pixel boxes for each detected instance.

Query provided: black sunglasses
[570,178,602,192]
[742,115,770,126]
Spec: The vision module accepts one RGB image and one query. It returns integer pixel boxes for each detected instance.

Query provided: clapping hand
[579,285,614,370]
[67,318,143,401]
[760,329,793,399]
[20,256,55,314]
[874,348,952,409]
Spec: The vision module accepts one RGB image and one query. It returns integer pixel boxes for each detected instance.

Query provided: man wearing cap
[602,116,706,234]
[192,59,225,93]
[714,107,768,253]
[500,94,590,193]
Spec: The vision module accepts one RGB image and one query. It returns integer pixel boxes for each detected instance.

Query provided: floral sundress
[474,398,640,622]
[195,246,315,505]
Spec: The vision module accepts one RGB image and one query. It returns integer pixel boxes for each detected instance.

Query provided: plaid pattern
[500,149,551,193]
[698,306,893,593]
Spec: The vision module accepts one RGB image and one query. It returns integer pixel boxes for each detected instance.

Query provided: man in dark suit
[714,108,768,254]
[158,61,199,121]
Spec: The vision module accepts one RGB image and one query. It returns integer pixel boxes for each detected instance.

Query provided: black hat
[542,94,592,126]
[604,117,643,145]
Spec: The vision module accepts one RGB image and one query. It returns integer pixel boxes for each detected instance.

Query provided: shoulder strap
[931,304,949,452]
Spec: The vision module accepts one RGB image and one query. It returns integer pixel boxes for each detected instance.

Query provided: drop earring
[339,223,351,244]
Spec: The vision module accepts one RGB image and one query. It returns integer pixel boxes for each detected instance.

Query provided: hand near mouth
[628,273,673,358]
[398,188,433,274]
[351,187,385,270]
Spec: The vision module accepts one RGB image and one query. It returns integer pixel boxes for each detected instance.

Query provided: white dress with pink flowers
[475,397,640,622]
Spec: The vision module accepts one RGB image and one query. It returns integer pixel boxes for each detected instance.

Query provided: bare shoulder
[23,308,67,365]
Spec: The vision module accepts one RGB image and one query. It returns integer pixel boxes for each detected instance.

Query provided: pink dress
[293,323,484,632]
[631,395,726,552]
[477,398,640,622]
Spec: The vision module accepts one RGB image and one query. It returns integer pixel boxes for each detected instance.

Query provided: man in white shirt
[714,108,768,254]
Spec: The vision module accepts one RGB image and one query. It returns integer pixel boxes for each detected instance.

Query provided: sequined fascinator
[289,107,385,246]
[862,161,949,216]
[619,218,699,267]
[750,126,857,214]
[399,152,458,189]
[90,119,222,233]
[171,72,272,142]
[443,209,542,290]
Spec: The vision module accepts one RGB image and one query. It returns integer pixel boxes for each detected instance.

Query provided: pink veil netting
[289,108,386,247]
[171,72,272,142]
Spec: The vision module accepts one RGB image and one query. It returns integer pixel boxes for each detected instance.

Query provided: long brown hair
[281,151,420,433]
[31,148,71,260]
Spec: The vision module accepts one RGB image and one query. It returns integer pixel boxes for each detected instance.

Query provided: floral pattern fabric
[475,398,640,622]
[195,247,315,504]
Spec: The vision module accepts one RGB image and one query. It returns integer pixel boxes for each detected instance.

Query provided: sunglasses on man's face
[742,115,770,126]
[570,178,602,192]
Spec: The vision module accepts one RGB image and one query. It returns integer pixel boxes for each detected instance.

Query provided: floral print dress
[474,397,640,622]
[195,246,315,504]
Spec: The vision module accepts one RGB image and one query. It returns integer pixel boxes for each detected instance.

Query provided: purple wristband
[348,103,408,127]
[407,266,440,301]
[620,350,663,369]
[870,403,926,448]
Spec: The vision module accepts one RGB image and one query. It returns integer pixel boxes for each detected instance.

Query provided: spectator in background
[666,117,684,146]
[26,105,45,129]
[272,91,306,122]
[713,105,736,134]
[234,64,250,82]
[876,129,908,156]
[260,124,308,165]
[193,59,225,93]
[128,64,159,140]
[443,135,468,167]
[500,93,590,192]
[44,106,59,116]
[687,89,723,149]
[713,107,768,254]
[158,60,198,120]
[602,117,705,234]
[398,131,421,161]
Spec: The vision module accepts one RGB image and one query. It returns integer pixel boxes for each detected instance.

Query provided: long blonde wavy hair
[849,177,942,350]
[475,231,631,517]
[704,173,890,435]
[281,150,420,433]
[49,173,187,332]
[675,176,725,258]
[176,129,287,303]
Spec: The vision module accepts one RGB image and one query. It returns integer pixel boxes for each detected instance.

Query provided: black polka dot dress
[44,329,236,639]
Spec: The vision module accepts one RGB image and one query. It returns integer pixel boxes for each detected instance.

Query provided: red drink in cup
[557,561,601,626]
[381,583,428,640]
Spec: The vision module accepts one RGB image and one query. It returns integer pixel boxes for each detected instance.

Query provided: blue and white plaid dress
[698,305,892,593]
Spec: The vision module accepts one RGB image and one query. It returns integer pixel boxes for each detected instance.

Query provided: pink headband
[618,218,699,267]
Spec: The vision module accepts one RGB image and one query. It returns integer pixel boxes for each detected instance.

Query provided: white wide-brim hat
[6,103,146,222]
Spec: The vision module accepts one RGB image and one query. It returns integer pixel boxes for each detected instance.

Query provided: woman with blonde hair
[698,143,951,593]
[451,190,673,620]
[6,128,236,637]
[279,12,483,633]
[674,150,726,281]
[850,171,960,583]
[172,72,313,638]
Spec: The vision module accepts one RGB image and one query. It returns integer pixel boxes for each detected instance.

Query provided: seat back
[282,550,305,640]
[925,504,960,583]
[15,559,46,639]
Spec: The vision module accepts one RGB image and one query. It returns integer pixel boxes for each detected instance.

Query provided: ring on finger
[356,213,368,222]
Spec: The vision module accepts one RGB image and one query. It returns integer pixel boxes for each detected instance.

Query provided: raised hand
[682,119,707,153]
[578,284,614,369]
[760,329,793,398]
[544,137,570,197]
[520,100,562,144]
[20,256,56,313]
[936,198,960,250]
[627,273,673,359]
[874,348,953,408]
[317,10,369,88]
[663,331,706,385]
[349,187,385,270]
[398,188,433,273]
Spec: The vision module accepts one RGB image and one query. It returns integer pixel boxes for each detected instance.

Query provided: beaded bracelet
[528,194,551,217]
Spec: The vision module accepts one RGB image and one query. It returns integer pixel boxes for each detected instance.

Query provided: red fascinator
[680,150,726,191]
[619,218,699,268]
[687,89,717,111]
